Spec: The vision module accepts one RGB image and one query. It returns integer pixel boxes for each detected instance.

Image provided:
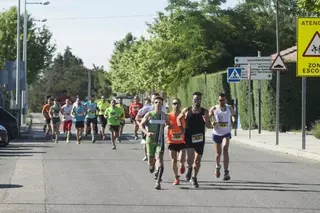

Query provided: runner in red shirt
[129,96,143,140]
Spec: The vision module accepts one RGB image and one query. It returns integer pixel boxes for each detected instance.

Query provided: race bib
[218,122,228,127]
[65,112,71,116]
[133,106,139,111]
[172,132,183,141]
[53,113,59,117]
[192,133,204,143]
[78,112,84,116]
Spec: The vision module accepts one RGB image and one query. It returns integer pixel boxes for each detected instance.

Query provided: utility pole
[16,0,22,128]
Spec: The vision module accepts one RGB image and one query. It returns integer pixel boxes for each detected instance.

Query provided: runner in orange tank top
[167,98,186,185]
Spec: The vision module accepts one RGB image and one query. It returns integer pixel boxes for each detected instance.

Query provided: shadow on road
[198,180,320,186]
[0,184,23,189]
[179,186,320,193]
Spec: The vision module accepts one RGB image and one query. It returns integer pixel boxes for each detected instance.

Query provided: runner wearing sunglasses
[139,96,169,190]
[167,98,186,185]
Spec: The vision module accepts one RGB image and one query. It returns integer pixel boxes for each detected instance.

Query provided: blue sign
[227,67,242,83]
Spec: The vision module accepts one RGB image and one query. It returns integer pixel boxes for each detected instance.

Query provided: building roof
[271,46,297,62]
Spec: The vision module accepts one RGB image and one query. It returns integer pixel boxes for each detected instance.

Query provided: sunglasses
[219,99,225,102]
[154,101,162,104]
[172,102,179,105]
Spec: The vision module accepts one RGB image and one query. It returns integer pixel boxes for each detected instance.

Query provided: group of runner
[134,92,236,190]
[42,95,131,149]
[42,91,237,190]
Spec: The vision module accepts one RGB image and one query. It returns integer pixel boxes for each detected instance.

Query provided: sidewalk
[212,129,320,162]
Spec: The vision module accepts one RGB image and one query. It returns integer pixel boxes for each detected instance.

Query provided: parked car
[0,125,9,146]
[0,107,19,141]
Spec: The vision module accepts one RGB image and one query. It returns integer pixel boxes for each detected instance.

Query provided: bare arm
[177,107,188,127]
[229,105,236,123]
[135,114,142,125]
[60,106,64,114]
[165,114,171,129]
[209,106,216,119]
[203,109,212,129]
[48,107,53,118]
[139,112,151,135]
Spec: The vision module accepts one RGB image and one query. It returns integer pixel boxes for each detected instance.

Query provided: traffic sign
[227,67,242,83]
[297,17,320,77]
[234,56,272,64]
[270,53,287,71]
[234,58,272,80]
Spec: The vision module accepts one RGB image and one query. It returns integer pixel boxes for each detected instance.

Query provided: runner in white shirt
[61,99,73,143]
[209,93,236,181]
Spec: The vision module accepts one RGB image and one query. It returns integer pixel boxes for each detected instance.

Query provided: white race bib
[149,119,166,124]
[192,133,204,143]
[218,122,228,127]
[172,132,183,141]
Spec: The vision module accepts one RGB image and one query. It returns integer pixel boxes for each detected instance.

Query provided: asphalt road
[1,124,320,213]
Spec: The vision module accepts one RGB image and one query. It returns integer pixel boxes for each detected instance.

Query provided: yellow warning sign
[297,17,320,77]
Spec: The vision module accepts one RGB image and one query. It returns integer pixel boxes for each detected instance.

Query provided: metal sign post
[302,77,306,149]
[234,83,237,136]
[248,63,252,139]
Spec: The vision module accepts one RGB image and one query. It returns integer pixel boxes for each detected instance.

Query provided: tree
[298,0,320,14]
[92,64,112,98]
[29,47,88,111]
[0,7,55,85]
[108,0,299,95]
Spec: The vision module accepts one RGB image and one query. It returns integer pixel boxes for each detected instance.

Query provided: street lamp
[22,0,49,125]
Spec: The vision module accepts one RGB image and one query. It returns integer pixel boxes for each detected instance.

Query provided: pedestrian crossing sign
[227,67,242,83]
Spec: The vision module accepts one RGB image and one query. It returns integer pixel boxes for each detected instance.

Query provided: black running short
[185,131,205,155]
[45,118,51,124]
[98,115,107,128]
[75,121,85,129]
[86,117,97,126]
[109,125,120,133]
[168,143,186,152]
[51,117,60,125]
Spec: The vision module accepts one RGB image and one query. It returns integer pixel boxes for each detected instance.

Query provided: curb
[231,137,320,162]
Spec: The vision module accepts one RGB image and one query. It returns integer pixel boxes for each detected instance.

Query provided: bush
[311,120,320,139]
[177,71,231,109]
[258,62,320,131]
[237,80,256,130]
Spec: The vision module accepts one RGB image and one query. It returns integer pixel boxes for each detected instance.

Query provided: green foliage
[311,120,320,139]
[297,0,320,14]
[92,65,112,98]
[257,63,320,131]
[29,47,108,112]
[0,7,55,85]
[237,80,256,130]
[109,0,299,96]
[177,71,231,109]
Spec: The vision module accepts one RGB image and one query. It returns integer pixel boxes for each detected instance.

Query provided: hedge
[231,80,256,130]
[177,71,231,109]
[176,62,320,131]
[260,62,320,131]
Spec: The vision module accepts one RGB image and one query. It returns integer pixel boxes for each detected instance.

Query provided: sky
[0,0,239,70]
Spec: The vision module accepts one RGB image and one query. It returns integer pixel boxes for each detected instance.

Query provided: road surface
[1,124,320,213]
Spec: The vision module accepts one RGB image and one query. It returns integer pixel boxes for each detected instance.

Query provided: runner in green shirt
[104,99,124,150]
